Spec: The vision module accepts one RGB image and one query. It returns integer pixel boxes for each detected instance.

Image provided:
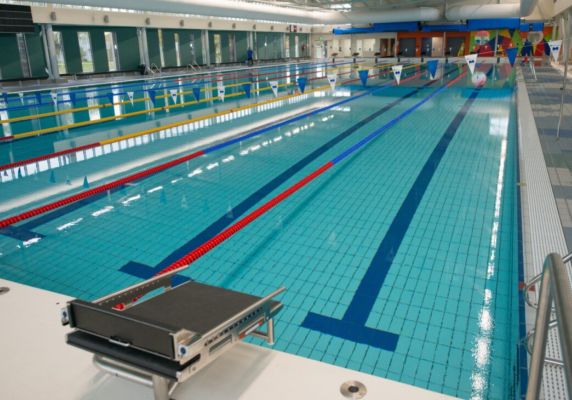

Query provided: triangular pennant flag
[427,60,439,80]
[242,83,252,98]
[327,74,337,90]
[18,92,24,103]
[169,89,178,104]
[126,91,134,105]
[391,65,403,85]
[2,92,8,104]
[192,87,201,102]
[269,81,279,97]
[50,92,58,105]
[297,77,307,93]
[549,40,562,63]
[217,84,225,102]
[465,54,478,74]
[83,176,89,188]
[69,92,77,107]
[147,89,156,105]
[35,92,42,105]
[107,93,115,105]
[506,47,518,67]
[358,69,369,86]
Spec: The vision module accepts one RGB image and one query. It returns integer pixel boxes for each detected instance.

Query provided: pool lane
[0,65,426,227]
[0,63,386,166]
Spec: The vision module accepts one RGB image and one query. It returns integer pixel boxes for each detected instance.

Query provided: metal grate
[518,69,570,399]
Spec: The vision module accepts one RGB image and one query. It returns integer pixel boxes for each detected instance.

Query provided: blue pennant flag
[358,70,369,86]
[242,83,252,98]
[506,47,518,67]
[35,92,42,105]
[192,87,201,102]
[297,77,307,93]
[107,93,115,105]
[69,92,77,107]
[1,93,8,104]
[427,60,439,79]
[147,89,156,105]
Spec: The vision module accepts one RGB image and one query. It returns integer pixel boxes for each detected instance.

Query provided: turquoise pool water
[0,62,522,399]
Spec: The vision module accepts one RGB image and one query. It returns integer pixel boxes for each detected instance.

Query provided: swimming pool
[0,61,522,399]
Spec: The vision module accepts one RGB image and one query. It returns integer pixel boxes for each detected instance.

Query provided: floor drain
[340,380,367,399]
[0,287,9,295]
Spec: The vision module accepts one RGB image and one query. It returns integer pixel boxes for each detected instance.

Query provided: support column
[557,10,571,139]
[41,24,59,80]
[137,27,150,68]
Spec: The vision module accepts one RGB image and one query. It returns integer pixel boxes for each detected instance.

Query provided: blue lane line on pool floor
[0,68,421,240]
[301,87,480,351]
[119,68,456,281]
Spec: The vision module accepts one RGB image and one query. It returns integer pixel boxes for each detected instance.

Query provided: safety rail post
[526,253,572,399]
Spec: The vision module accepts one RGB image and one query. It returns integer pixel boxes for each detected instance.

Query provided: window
[294,35,299,58]
[53,31,67,75]
[174,32,181,67]
[213,34,222,64]
[158,29,165,67]
[77,32,94,73]
[104,31,120,71]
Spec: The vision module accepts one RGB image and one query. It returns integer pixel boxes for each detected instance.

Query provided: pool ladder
[523,252,572,399]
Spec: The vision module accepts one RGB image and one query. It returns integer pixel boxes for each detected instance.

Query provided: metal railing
[186,63,201,72]
[149,63,161,75]
[525,253,572,400]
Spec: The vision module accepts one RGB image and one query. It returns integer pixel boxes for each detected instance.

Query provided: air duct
[446,0,538,20]
[39,0,441,25]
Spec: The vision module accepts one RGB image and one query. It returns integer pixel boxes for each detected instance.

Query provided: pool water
[0,62,523,399]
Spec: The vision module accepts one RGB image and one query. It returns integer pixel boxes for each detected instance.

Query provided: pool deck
[0,278,456,400]
[518,65,570,400]
[522,62,572,250]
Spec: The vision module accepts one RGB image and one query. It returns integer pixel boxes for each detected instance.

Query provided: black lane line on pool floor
[301,86,482,351]
[119,68,459,282]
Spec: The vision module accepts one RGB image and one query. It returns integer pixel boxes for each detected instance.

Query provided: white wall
[311,32,396,58]
[31,4,303,33]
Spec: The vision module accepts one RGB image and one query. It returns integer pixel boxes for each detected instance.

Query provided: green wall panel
[189,30,203,65]
[162,29,177,67]
[89,29,108,73]
[146,28,161,67]
[25,31,47,78]
[0,34,22,80]
[56,28,82,74]
[177,30,192,66]
[235,31,248,63]
[115,27,140,71]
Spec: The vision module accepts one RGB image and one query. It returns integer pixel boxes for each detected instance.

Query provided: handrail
[525,253,572,308]
[526,253,572,400]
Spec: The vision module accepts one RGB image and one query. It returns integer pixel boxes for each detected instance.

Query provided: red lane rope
[0,150,205,228]
[161,161,333,273]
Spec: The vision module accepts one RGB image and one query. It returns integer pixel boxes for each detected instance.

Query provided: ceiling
[235,0,506,12]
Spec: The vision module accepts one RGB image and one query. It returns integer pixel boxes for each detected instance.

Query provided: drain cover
[0,287,9,295]
[340,380,367,399]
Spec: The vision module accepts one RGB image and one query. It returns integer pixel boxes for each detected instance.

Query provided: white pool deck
[0,278,456,400]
